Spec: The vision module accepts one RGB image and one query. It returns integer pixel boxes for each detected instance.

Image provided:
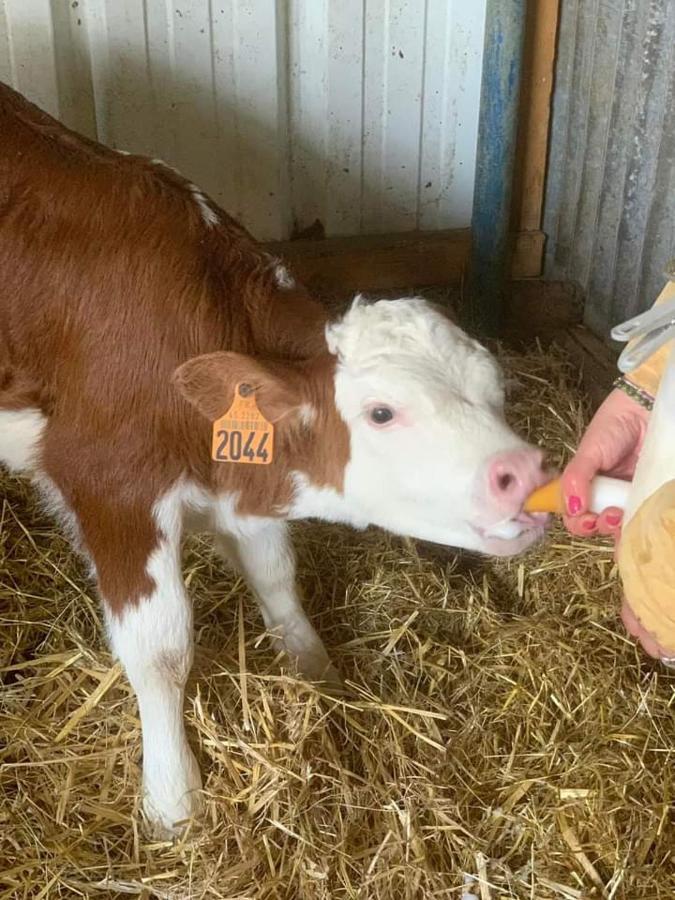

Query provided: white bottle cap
[588,475,632,513]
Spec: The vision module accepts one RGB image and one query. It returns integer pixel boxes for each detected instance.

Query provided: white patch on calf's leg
[214,520,339,686]
[0,408,47,472]
[165,481,338,679]
[106,493,201,834]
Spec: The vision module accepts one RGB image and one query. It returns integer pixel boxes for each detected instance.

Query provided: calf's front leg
[215,520,340,687]
[103,530,202,834]
[42,433,202,834]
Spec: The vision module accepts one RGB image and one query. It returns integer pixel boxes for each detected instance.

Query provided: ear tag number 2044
[211,383,274,465]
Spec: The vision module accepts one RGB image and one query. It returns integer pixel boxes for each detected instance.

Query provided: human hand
[562,388,675,661]
[561,387,649,538]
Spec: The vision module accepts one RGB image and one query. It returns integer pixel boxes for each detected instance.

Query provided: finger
[579,513,599,535]
[596,506,623,536]
[563,512,598,537]
[561,455,600,517]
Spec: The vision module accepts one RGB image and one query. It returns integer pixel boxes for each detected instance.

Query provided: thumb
[561,451,602,517]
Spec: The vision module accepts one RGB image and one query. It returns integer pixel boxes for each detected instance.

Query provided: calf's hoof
[295,655,345,695]
[142,749,203,837]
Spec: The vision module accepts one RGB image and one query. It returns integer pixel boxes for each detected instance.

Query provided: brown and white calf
[0,82,549,831]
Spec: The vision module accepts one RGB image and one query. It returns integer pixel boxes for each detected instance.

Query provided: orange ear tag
[211,383,274,465]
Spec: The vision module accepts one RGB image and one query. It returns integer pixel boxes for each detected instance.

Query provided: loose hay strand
[1,344,674,898]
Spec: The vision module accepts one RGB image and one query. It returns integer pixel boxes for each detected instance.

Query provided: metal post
[463,0,527,337]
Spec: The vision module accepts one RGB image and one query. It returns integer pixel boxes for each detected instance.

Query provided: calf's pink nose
[487,448,546,505]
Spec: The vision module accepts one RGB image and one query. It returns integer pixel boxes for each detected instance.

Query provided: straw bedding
[1,345,673,899]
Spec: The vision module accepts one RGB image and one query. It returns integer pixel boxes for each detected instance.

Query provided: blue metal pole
[464,0,527,337]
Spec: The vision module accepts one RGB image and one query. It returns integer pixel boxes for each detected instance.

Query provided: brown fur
[0,82,350,612]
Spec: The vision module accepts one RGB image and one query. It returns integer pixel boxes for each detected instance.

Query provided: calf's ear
[173,352,304,423]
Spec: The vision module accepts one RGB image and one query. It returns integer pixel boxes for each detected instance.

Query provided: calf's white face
[324,297,549,556]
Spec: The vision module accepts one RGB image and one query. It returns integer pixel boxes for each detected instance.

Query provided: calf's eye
[369,406,394,425]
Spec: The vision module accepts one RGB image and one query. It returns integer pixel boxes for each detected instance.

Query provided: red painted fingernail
[606,514,621,526]
[568,496,582,516]
[583,520,596,531]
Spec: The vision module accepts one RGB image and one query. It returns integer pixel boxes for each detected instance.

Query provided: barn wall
[0,0,486,242]
[544,0,675,339]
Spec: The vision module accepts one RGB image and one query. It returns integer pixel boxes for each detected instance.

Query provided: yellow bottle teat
[524,478,564,514]
[525,474,630,516]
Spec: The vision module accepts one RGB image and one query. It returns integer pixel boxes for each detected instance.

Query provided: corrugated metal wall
[544,0,675,339]
[0,0,486,242]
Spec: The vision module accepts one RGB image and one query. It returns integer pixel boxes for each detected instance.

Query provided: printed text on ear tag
[211,383,274,465]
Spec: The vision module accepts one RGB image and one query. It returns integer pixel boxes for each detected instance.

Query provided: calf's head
[175,297,550,557]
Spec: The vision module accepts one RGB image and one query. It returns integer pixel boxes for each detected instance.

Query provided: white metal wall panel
[545,0,675,338]
[0,0,485,241]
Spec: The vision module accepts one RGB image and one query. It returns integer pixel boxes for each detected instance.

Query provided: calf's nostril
[497,472,514,492]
